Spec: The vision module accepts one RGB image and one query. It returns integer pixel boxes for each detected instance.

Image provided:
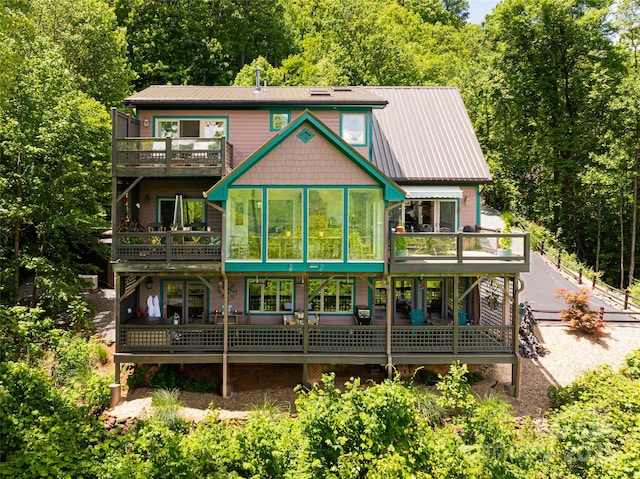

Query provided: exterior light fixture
[145,277,153,289]
[143,118,150,127]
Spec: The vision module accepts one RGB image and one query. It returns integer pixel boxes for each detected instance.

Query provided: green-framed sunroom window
[348,189,383,260]
[308,278,354,313]
[267,189,303,260]
[308,189,343,261]
[228,188,262,260]
[248,278,294,312]
[226,186,384,263]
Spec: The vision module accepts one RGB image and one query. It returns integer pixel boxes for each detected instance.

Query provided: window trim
[153,116,230,138]
[270,111,290,132]
[340,111,368,146]
[247,277,295,313]
[308,277,354,313]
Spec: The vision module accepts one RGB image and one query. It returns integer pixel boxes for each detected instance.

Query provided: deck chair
[457,310,470,326]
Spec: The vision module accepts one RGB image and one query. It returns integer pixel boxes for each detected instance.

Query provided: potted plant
[395,221,408,256]
[498,213,513,256]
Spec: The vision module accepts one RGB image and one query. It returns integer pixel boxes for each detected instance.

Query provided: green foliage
[0,361,111,477]
[620,349,640,379]
[151,388,185,430]
[0,305,58,363]
[435,361,476,416]
[295,373,431,477]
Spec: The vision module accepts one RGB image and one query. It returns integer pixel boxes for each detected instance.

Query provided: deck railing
[114,137,228,175]
[114,231,222,262]
[118,323,514,354]
[390,232,530,272]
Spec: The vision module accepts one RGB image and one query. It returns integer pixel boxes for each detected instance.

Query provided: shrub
[151,388,184,429]
[554,287,604,334]
[435,361,476,417]
[620,349,640,379]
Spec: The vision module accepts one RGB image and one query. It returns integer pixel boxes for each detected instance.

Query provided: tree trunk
[595,196,601,272]
[629,135,639,287]
[12,152,22,304]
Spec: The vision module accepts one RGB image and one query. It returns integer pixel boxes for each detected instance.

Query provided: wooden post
[556,252,561,269]
[599,306,604,322]
[624,290,629,310]
[592,275,596,289]
[578,269,582,284]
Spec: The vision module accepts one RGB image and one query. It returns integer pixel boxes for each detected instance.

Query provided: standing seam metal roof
[367,87,491,183]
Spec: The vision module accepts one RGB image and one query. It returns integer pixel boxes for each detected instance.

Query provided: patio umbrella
[172,194,184,229]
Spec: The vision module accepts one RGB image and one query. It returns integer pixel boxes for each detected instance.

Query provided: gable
[206,110,404,201]
[233,124,375,186]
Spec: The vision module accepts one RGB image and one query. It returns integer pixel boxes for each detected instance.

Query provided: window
[164,281,206,324]
[158,197,204,229]
[248,278,293,312]
[155,118,228,138]
[341,113,367,145]
[228,189,262,259]
[308,189,343,260]
[348,189,383,260]
[308,279,354,313]
[267,189,303,260]
[270,112,290,131]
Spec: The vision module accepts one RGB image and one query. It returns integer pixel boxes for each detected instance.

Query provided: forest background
[1,0,638,311]
[1,1,639,477]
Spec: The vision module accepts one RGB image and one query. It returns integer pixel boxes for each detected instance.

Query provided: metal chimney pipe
[255,66,261,92]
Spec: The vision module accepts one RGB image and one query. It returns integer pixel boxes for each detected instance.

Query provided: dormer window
[341,112,368,146]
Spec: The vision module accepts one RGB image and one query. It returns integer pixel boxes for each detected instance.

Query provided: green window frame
[307,189,344,261]
[267,189,303,261]
[340,112,368,146]
[228,188,263,260]
[155,117,228,138]
[270,111,290,131]
[348,189,383,260]
[248,278,294,312]
[308,278,354,313]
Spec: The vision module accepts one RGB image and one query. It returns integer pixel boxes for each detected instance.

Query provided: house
[110,83,530,398]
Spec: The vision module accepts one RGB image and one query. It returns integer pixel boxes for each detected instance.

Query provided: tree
[30,0,133,107]
[115,0,293,89]
[482,0,626,277]
[0,43,110,310]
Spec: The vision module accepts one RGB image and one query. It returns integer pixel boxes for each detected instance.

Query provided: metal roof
[124,85,388,107]
[367,87,491,183]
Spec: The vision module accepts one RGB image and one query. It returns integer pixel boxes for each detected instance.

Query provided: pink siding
[135,108,369,166]
[458,186,478,229]
[235,125,376,186]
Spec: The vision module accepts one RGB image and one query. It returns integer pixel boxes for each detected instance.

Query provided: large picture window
[308,279,354,313]
[267,189,303,260]
[348,189,383,260]
[308,189,343,260]
[228,189,262,259]
[248,278,293,312]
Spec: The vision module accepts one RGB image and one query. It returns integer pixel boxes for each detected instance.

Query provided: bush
[620,349,640,379]
[554,287,604,334]
[435,361,476,417]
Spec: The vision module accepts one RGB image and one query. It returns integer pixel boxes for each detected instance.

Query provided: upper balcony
[389,231,530,274]
[113,137,232,177]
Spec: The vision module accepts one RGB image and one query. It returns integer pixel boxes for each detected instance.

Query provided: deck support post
[385,275,393,378]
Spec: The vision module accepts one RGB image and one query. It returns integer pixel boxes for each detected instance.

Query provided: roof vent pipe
[255,66,261,93]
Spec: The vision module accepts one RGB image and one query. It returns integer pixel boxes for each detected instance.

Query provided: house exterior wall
[135,108,370,166]
[233,125,376,186]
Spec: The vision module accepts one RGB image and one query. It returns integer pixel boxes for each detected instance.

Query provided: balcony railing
[114,137,230,176]
[118,323,514,355]
[390,231,530,273]
[114,231,222,262]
